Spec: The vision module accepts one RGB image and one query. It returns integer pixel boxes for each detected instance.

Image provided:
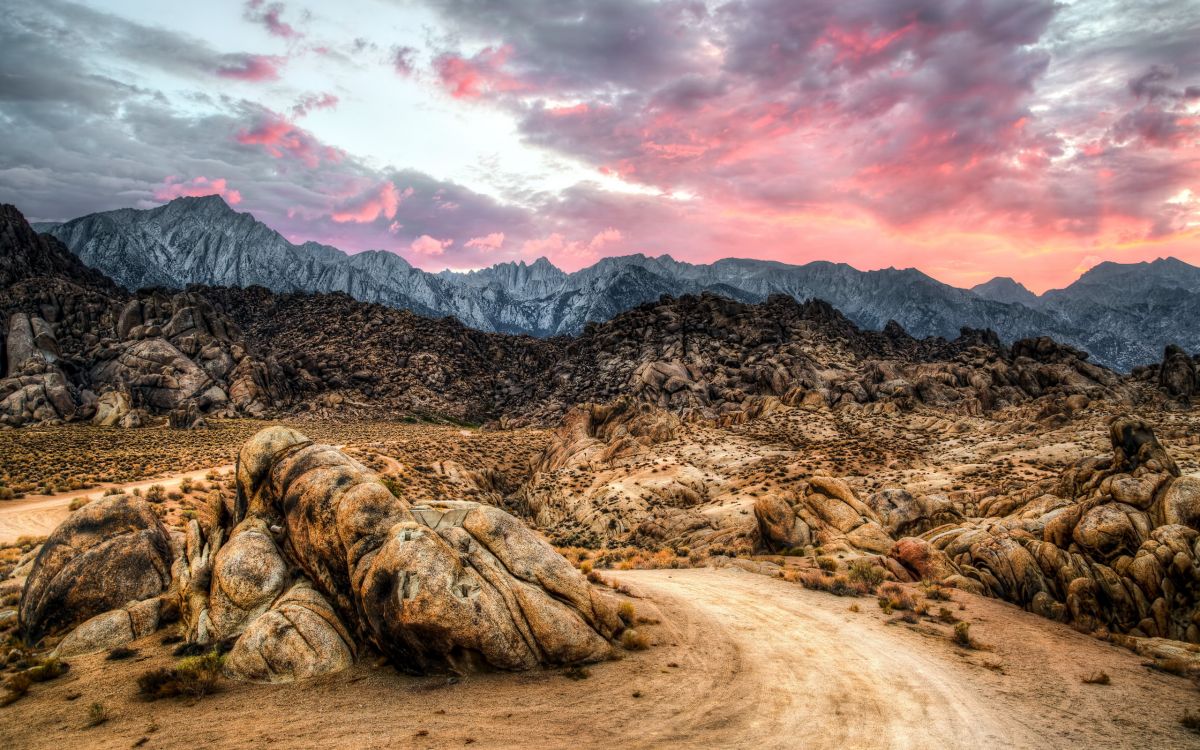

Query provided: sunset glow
[1,0,1196,291]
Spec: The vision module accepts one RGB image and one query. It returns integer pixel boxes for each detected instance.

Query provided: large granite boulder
[229,426,621,674]
[19,495,173,642]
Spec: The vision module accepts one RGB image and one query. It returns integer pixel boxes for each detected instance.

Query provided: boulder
[55,597,163,657]
[233,426,620,674]
[1157,476,1200,529]
[222,581,355,683]
[19,494,173,641]
[754,495,805,550]
[92,390,131,426]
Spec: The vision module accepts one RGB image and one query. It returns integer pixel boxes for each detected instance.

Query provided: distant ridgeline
[36,195,1200,373]
[1,202,1197,428]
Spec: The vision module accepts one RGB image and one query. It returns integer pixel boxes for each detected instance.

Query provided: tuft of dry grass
[1181,710,1200,734]
[107,646,138,661]
[563,666,590,680]
[1081,670,1110,685]
[621,629,650,651]
[84,702,109,728]
[877,582,917,613]
[952,621,987,650]
[26,656,69,683]
[847,560,886,590]
[920,580,954,601]
[617,602,637,626]
[1147,657,1200,679]
[137,650,224,700]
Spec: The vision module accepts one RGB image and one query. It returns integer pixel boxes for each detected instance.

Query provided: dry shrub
[26,656,69,682]
[621,629,650,651]
[1182,710,1200,734]
[137,651,224,700]
[617,602,637,626]
[107,646,138,661]
[953,621,986,650]
[921,581,954,601]
[1081,671,1110,685]
[847,560,885,590]
[797,571,866,597]
[68,496,92,511]
[877,583,916,613]
[84,702,109,728]
[145,485,166,503]
[1148,657,1200,679]
[816,556,838,573]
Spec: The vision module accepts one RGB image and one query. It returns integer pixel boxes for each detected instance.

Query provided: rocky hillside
[2,203,1190,428]
[40,197,1200,371]
[1,205,280,428]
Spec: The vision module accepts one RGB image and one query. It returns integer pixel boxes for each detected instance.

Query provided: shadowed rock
[18,495,173,642]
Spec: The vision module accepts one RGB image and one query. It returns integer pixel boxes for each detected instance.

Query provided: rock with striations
[166,427,623,682]
[18,494,174,642]
[225,426,621,674]
[902,416,1200,642]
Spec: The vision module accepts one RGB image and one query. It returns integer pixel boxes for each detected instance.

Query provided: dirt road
[622,569,1016,748]
[0,465,231,545]
[1,568,1196,749]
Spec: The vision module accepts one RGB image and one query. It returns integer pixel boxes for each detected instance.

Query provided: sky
[0,0,1197,292]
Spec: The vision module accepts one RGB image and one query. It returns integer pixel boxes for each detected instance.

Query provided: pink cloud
[465,232,505,250]
[235,113,343,167]
[216,54,284,82]
[153,176,242,205]
[244,0,300,39]
[519,229,623,265]
[432,45,525,99]
[410,235,454,256]
[331,182,411,224]
[588,228,622,250]
[291,92,339,118]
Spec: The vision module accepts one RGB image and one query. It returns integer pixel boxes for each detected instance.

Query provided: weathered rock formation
[18,495,174,642]
[1133,344,1199,404]
[896,417,1200,642]
[12,429,625,681]
[1,205,283,426]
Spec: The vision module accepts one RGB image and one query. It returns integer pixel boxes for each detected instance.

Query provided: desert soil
[0,466,232,545]
[2,568,1197,749]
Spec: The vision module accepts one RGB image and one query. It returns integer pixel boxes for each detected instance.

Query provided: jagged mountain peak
[34,198,1200,372]
[972,276,1040,307]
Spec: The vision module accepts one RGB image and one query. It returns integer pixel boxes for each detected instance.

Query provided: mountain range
[34,195,1200,371]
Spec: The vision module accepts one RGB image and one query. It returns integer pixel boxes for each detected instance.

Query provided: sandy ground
[0,465,231,545]
[2,568,1198,749]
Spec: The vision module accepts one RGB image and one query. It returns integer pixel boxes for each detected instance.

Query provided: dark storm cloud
[424,0,711,95]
